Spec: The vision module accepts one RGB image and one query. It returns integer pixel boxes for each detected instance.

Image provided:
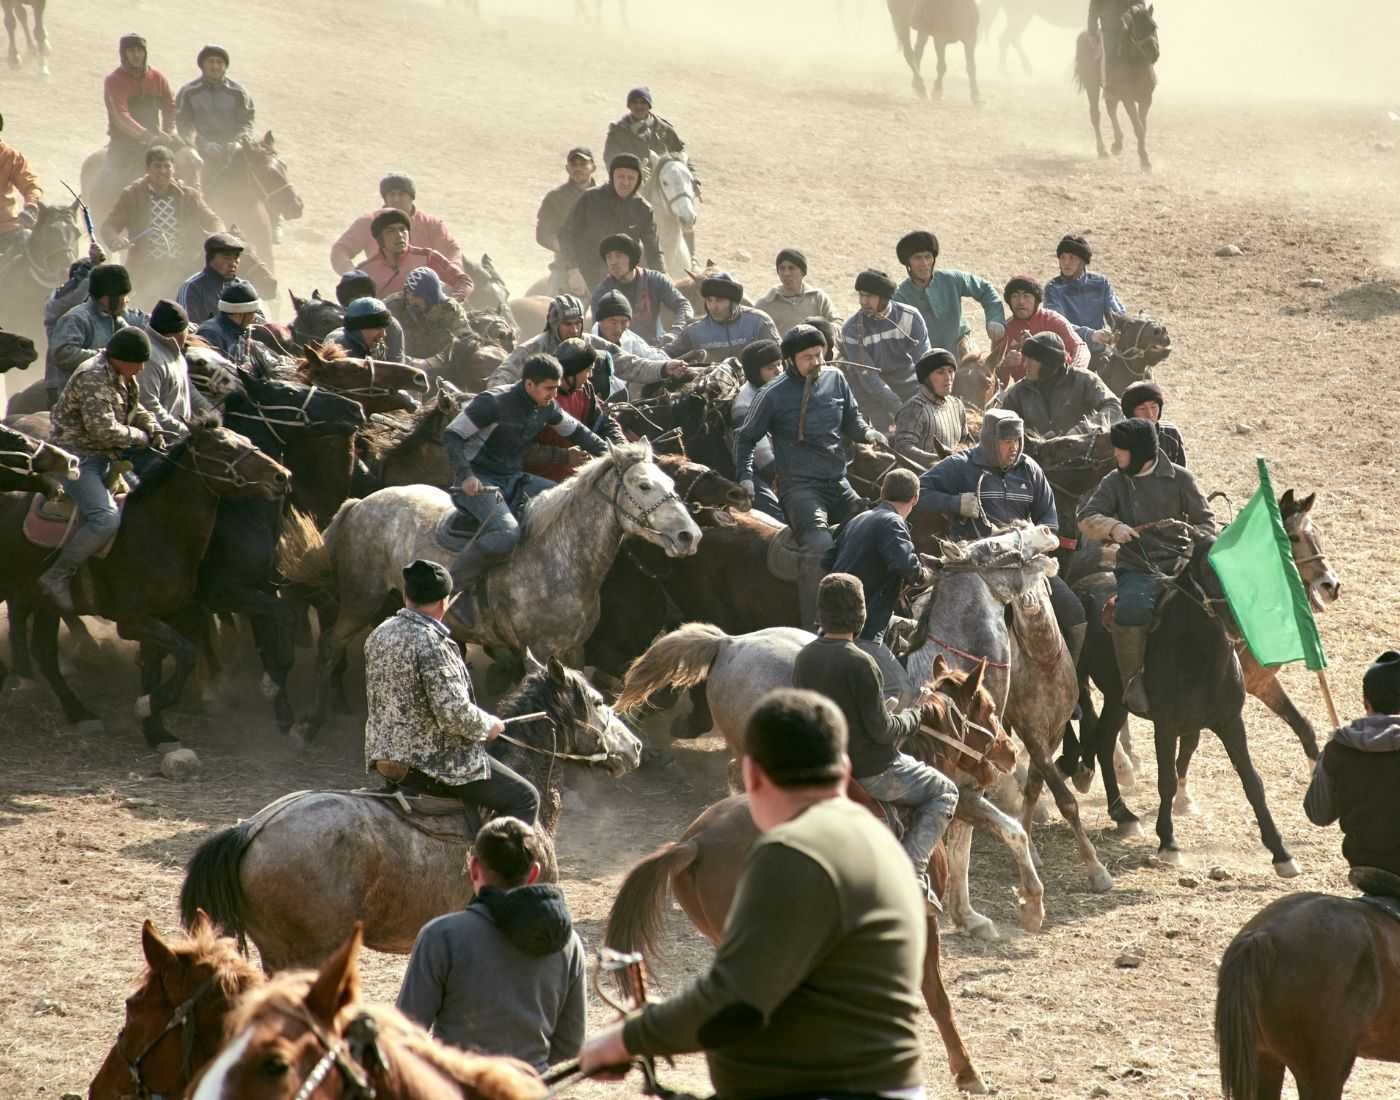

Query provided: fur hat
[106,326,151,363]
[775,247,808,275]
[379,174,416,200]
[369,207,411,240]
[336,269,376,308]
[915,348,958,384]
[609,153,643,179]
[1004,274,1043,305]
[781,323,826,362]
[89,263,132,299]
[555,337,598,378]
[896,230,939,266]
[217,279,261,314]
[700,272,743,303]
[1121,380,1166,418]
[1021,331,1067,373]
[740,339,782,388]
[854,268,896,299]
[594,290,633,322]
[149,298,188,337]
[817,572,867,635]
[1110,417,1159,475]
[197,44,230,68]
[402,559,452,604]
[1056,234,1092,263]
[598,233,642,267]
[744,688,848,789]
[344,297,391,331]
[1363,651,1400,713]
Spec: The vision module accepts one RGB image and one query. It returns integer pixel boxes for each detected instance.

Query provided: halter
[223,384,323,447]
[145,433,277,495]
[123,974,218,1100]
[0,439,46,477]
[277,1004,376,1100]
[599,459,684,530]
[326,358,402,401]
[919,695,1001,765]
[847,449,899,496]
[648,156,695,217]
[234,142,297,207]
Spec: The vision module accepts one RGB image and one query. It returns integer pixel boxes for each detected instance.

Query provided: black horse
[0,201,82,343]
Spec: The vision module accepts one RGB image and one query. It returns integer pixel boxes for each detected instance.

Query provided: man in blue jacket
[841,268,930,432]
[1043,234,1126,370]
[589,232,692,348]
[670,272,779,363]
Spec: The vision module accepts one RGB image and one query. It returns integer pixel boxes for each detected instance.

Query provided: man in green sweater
[578,688,928,1098]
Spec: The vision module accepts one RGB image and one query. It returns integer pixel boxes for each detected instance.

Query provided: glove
[739,480,756,499]
[986,321,1007,341]
[866,429,889,448]
[958,492,980,518]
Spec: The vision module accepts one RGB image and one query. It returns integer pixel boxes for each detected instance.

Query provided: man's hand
[460,475,482,496]
[460,273,475,296]
[131,429,151,448]
[958,492,980,518]
[986,321,1007,341]
[1003,348,1022,370]
[1094,326,1114,345]
[567,446,591,469]
[739,479,755,500]
[18,204,38,229]
[485,717,505,741]
[663,360,691,380]
[1111,522,1139,544]
[107,236,130,253]
[866,429,889,449]
[579,1023,631,1078]
[88,242,108,265]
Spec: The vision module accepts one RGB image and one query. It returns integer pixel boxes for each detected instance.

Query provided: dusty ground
[3,1,1400,1097]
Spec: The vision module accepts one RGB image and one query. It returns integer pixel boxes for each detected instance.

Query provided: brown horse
[888,0,982,104]
[1076,5,1159,170]
[287,343,429,415]
[1,0,48,75]
[1096,310,1172,397]
[0,420,75,496]
[89,911,264,1100]
[605,662,1008,1094]
[187,924,545,1100]
[1215,890,1400,1099]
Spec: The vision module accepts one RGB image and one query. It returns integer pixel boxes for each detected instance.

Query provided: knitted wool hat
[217,279,261,314]
[594,290,633,322]
[403,266,445,307]
[775,247,808,275]
[1363,651,1400,713]
[107,326,151,363]
[915,348,958,384]
[336,269,376,307]
[149,298,188,336]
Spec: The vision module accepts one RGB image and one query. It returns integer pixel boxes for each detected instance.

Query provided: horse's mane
[143,921,262,1003]
[369,395,459,463]
[230,974,544,1100]
[129,417,224,498]
[521,441,652,540]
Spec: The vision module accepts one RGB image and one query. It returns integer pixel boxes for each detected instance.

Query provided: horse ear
[189,907,215,938]
[312,289,323,301]
[262,130,275,148]
[1300,492,1316,514]
[932,653,949,680]
[290,291,305,311]
[141,920,178,974]
[1279,488,1295,515]
[547,655,568,683]
[522,648,545,675]
[305,923,362,1026]
[965,658,988,702]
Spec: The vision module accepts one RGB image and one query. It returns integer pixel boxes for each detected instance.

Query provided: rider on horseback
[38,327,163,612]
[892,229,1006,365]
[325,296,395,360]
[669,272,780,363]
[536,147,595,295]
[603,87,687,178]
[526,339,624,482]
[753,248,840,335]
[732,339,783,521]
[383,266,468,359]
[592,290,669,368]
[892,348,970,466]
[442,353,609,626]
[100,34,177,199]
[1120,379,1185,467]
[173,45,254,167]
[588,232,692,349]
[138,298,215,446]
[559,153,663,291]
[195,278,266,368]
[176,232,244,325]
[998,330,1122,437]
[1305,651,1400,900]
[331,173,464,274]
[46,261,147,408]
[0,113,42,252]
[999,274,1090,385]
[1043,234,1126,371]
[841,268,930,431]
[337,268,405,361]
[1076,417,1216,717]
[358,206,474,303]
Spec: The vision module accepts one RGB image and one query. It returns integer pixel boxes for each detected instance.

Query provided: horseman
[363,558,540,825]
[999,274,1089,386]
[331,173,463,274]
[1305,651,1400,898]
[325,296,395,360]
[917,409,1087,669]
[1077,417,1216,717]
[736,323,888,629]
[100,33,177,201]
[560,153,663,291]
[732,339,783,521]
[669,272,779,363]
[526,339,624,483]
[196,278,266,367]
[589,232,691,349]
[592,291,669,367]
[891,229,1006,365]
[38,327,163,612]
[337,268,405,362]
[1043,234,1125,371]
[176,232,243,325]
[441,353,610,627]
[603,87,687,176]
[1088,0,1141,65]
[100,145,223,299]
[137,298,213,446]
[1120,379,1185,466]
[0,113,43,254]
[841,268,930,431]
[753,248,839,335]
[998,331,1122,438]
[46,262,147,408]
[358,207,473,303]
[892,348,970,467]
[536,147,595,294]
[385,267,469,359]
[173,45,254,170]
[579,688,931,1095]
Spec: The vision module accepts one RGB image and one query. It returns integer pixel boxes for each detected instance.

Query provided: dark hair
[881,468,920,504]
[521,353,564,385]
[744,688,848,789]
[146,145,174,166]
[802,316,838,356]
[817,572,866,635]
[474,817,542,887]
[1363,651,1400,714]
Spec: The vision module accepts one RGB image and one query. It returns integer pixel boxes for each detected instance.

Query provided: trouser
[859,585,899,643]
[48,454,121,578]
[401,757,541,827]
[1113,568,1164,626]
[859,752,960,873]
[447,471,556,587]
[751,474,782,521]
[1047,573,1087,636]
[781,477,862,630]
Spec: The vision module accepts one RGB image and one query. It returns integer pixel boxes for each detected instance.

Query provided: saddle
[1352,867,1400,922]
[22,492,126,555]
[764,523,802,582]
[434,509,480,553]
[355,786,476,845]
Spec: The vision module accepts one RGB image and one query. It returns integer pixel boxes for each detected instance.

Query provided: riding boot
[37,523,113,614]
[444,542,499,633]
[796,552,827,633]
[1112,624,1151,718]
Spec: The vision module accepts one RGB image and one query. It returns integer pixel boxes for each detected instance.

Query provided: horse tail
[1074,31,1100,93]
[615,622,727,714]
[604,839,699,973]
[281,498,357,590]
[1214,928,1275,1099]
[180,820,256,945]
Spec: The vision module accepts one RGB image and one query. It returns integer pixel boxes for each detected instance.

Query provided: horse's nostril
[677,529,693,544]
[274,472,289,487]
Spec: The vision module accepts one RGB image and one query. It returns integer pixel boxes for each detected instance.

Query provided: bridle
[275,1003,377,1100]
[222,384,326,448]
[918,694,1002,766]
[599,460,684,530]
[234,142,298,210]
[2,216,80,286]
[0,436,52,478]
[847,448,899,497]
[648,156,695,218]
[323,358,406,402]
[122,974,219,1100]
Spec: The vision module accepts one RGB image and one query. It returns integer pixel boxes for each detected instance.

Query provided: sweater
[1043,270,1125,347]
[751,285,838,335]
[794,636,920,777]
[331,206,462,273]
[1304,714,1400,878]
[1001,306,1090,384]
[590,268,692,347]
[893,269,1006,354]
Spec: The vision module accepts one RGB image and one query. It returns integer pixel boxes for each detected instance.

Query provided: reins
[123,973,219,1100]
[222,384,323,448]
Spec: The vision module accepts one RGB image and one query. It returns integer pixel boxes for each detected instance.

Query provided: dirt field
[3,1,1400,1097]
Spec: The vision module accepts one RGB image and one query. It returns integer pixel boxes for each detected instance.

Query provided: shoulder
[176,76,202,96]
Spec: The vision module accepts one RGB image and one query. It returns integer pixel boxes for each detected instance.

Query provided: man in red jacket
[0,114,43,251]
[357,207,474,302]
[331,173,462,273]
[998,274,1089,386]
[526,339,623,482]
[99,34,176,211]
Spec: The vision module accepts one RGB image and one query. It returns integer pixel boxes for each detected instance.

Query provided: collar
[400,606,451,638]
[918,387,949,407]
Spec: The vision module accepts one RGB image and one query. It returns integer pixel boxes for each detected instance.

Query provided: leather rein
[123,974,218,1100]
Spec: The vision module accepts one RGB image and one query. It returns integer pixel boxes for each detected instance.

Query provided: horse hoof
[288,723,309,752]
[1072,765,1095,794]
[73,718,105,736]
[1273,857,1301,879]
[1115,818,1144,840]
[955,1070,990,1095]
[134,694,153,719]
[1157,846,1183,866]
[1087,864,1114,893]
[964,914,1000,941]
[260,672,278,700]
[1112,143,1124,156]
[1019,900,1046,933]
[1173,790,1201,816]
[1098,148,1110,159]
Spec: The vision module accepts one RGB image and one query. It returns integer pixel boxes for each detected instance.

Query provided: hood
[474,885,574,957]
[1331,714,1400,753]
[977,408,1023,469]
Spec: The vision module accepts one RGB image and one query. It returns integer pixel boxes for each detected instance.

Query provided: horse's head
[522,652,644,777]
[954,523,1059,603]
[87,911,261,1100]
[472,253,516,318]
[301,345,429,414]
[952,351,998,410]
[1107,311,1172,368]
[289,289,345,347]
[654,453,751,511]
[0,422,78,495]
[184,343,248,404]
[608,442,703,558]
[1280,489,1340,610]
[235,131,303,222]
[0,325,37,372]
[430,376,472,421]
[232,370,367,441]
[648,152,697,228]
[25,201,83,284]
[468,304,518,352]
[170,419,291,500]
[920,655,1015,788]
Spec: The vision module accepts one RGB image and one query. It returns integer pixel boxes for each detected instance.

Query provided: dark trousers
[1047,573,1087,634]
[402,756,541,826]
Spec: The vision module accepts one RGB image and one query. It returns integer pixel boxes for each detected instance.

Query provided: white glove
[958,492,980,518]
[740,480,756,499]
[986,321,1006,341]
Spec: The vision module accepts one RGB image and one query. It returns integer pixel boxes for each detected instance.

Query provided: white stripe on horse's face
[190,1028,252,1100]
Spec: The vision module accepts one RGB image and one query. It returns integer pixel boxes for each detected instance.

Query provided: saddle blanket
[22,492,124,555]
[434,510,477,553]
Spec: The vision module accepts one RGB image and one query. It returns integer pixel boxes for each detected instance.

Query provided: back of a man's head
[744,688,848,790]
[473,817,542,888]
[881,468,919,504]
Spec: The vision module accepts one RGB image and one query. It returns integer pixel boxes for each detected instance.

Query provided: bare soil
[2,2,1399,1098]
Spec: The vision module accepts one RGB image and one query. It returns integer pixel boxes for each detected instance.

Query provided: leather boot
[796,552,827,633]
[445,542,498,633]
[1112,624,1152,718]
[37,523,113,614]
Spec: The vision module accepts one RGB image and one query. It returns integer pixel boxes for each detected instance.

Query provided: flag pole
[1315,670,1341,731]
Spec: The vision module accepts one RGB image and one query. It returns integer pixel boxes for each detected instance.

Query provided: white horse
[645,151,698,281]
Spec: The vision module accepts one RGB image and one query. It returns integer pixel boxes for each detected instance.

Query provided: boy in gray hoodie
[1304,651,1400,896]
[397,817,586,1070]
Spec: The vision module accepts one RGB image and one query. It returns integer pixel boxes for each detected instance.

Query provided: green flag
[1208,457,1327,670]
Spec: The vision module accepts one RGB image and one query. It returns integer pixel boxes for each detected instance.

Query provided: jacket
[670,306,780,362]
[177,267,239,326]
[1001,306,1090,384]
[826,502,925,642]
[735,364,873,485]
[731,381,774,471]
[444,382,607,481]
[917,408,1057,539]
[999,365,1123,438]
[536,179,590,254]
[137,325,211,436]
[196,312,260,366]
[331,206,462,273]
[603,111,686,169]
[363,608,495,784]
[398,884,586,1071]
[893,269,1006,354]
[590,268,692,347]
[104,65,176,145]
[386,292,469,359]
[360,245,470,302]
[174,75,255,147]
[560,182,663,289]
[1304,714,1400,878]
[1155,421,1186,467]
[841,302,931,408]
[794,637,920,777]
[892,388,968,467]
[1077,452,1217,569]
[47,298,149,392]
[324,326,394,362]
[1043,270,1125,347]
[50,352,159,457]
[490,329,662,390]
[751,285,838,336]
[527,382,623,481]
[100,178,223,270]
[0,141,42,236]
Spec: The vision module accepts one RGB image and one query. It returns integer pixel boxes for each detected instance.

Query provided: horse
[179,653,641,971]
[1075,4,1159,170]
[605,663,1009,1095]
[1096,310,1172,397]
[188,924,546,1100]
[979,0,1082,75]
[1,0,47,76]
[285,441,701,738]
[0,200,82,342]
[1214,890,1400,1099]
[288,289,345,348]
[0,420,290,746]
[0,323,37,377]
[88,911,265,1100]
[282,342,429,416]
[644,152,698,281]
[0,420,75,497]
[194,132,305,270]
[888,0,982,104]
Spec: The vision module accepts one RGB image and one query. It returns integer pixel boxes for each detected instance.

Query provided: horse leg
[1093,699,1141,838]
[1024,737,1113,892]
[7,598,37,685]
[1152,726,1182,862]
[309,599,373,742]
[1107,95,1125,156]
[31,0,44,75]
[933,39,948,101]
[1215,715,1297,874]
[249,608,295,733]
[920,913,986,1095]
[1173,730,1202,816]
[1245,659,1320,760]
[908,31,929,99]
[32,606,102,732]
[2,2,19,67]
[135,619,197,748]
[942,818,995,939]
[961,789,1045,933]
[1124,96,1151,171]
[963,39,980,106]
[1088,88,1109,158]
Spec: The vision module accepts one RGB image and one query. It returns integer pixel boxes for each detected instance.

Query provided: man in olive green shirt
[579,688,927,1099]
